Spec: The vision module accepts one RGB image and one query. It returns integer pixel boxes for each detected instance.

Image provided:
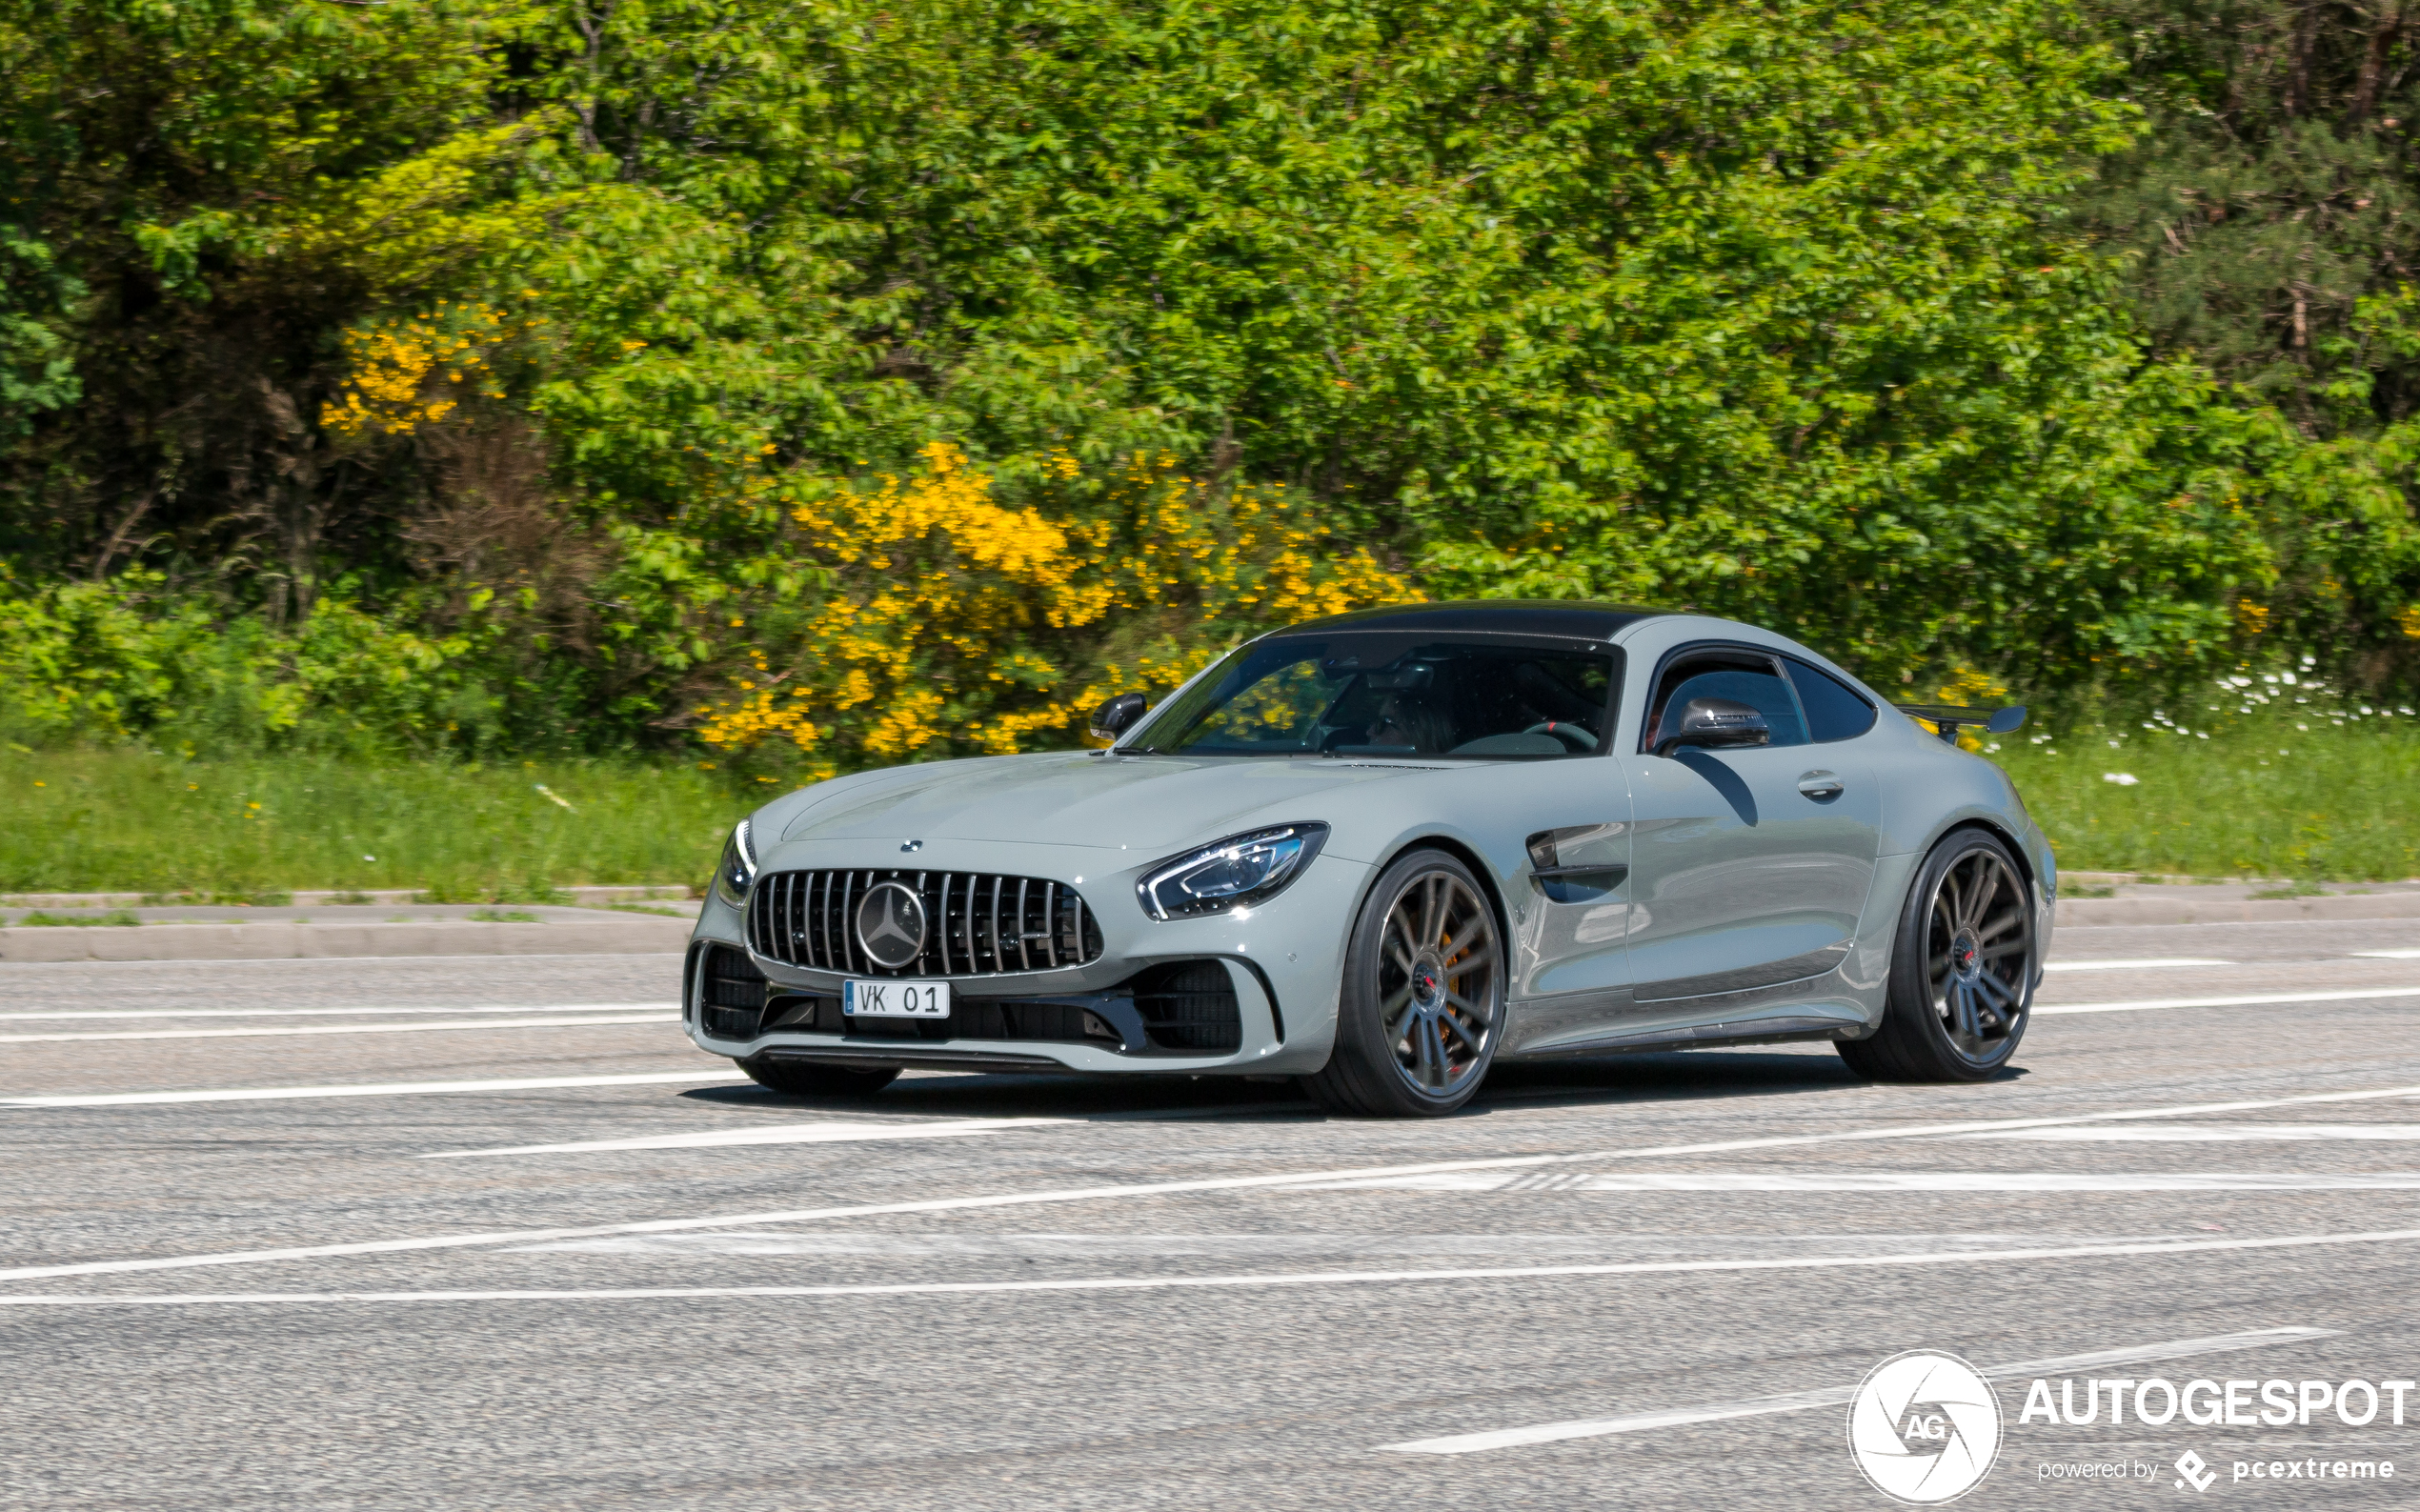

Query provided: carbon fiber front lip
[753,1045,1074,1073]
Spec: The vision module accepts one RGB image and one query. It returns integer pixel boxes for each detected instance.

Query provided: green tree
[2080,0,2420,678]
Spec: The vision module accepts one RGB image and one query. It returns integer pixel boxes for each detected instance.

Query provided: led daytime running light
[1138,823,1328,920]
[716,818,758,904]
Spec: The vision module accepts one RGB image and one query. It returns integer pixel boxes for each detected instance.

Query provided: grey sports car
[683,601,2050,1116]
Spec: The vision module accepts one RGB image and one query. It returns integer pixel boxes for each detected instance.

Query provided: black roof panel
[1281,599,1669,642]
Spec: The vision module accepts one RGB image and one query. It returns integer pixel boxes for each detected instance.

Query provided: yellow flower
[320,305,514,439]
[701,442,1415,769]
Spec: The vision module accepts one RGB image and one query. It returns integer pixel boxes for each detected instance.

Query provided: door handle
[1796,771,1844,800]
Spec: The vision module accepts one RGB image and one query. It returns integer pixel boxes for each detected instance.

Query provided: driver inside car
[1364,690,1455,754]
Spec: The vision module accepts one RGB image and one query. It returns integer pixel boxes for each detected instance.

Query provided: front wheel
[1838,828,2035,1082]
[738,1057,901,1099]
[1302,848,1505,1117]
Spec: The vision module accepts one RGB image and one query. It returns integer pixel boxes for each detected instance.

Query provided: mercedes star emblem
[854,880,929,970]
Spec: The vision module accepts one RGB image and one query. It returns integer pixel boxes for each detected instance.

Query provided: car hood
[776,751,1433,853]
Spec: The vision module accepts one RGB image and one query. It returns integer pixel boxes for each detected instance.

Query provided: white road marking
[1381,1327,2334,1455]
[1969,1123,2420,1142]
[2040,958,2231,973]
[11,1079,2420,1284]
[422,1117,1067,1158]
[0,1231,2410,1309]
[2035,985,2420,1016]
[0,1014,675,1044]
[1284,1171,2420,1193]
[1,1070,746,1107]
[0,1002,674,1023]
[2355,949,2420,959]
[508,1230,2108,1260]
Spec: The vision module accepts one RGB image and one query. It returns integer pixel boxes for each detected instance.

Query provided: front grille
[699,944,767,1039]
[746,868,1104,978]
[1133,960,1241,1052]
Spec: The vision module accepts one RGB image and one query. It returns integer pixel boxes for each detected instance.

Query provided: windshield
[1131,635,1620,758]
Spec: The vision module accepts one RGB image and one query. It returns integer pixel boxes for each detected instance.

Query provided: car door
[1495,755,1639,1054]
[1617,642,1883,1002]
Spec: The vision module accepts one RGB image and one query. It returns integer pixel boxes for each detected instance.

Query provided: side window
[1784,657,1877,742]
[1644,649,1809,750]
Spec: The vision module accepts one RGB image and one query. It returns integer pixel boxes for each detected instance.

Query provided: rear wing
[1895,703,2027,744]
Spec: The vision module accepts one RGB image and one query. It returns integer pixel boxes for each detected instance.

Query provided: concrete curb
[0,915,693,962]
[2057,893,2420,928]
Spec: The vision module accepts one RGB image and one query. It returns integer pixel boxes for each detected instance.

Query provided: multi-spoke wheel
[1304,848,1503,1116]
[1839,828,2035,1082]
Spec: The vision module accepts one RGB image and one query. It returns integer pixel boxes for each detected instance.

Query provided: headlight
[1137,823,1328,920]
[715,819,757,906]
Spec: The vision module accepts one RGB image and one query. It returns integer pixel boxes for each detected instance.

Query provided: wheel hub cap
[1409,953,1446,1012]
[1950,931,1982,981]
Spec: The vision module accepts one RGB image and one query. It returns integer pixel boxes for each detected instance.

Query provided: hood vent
[747,869,1104,978]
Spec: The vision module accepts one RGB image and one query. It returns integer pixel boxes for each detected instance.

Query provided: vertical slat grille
[816,870,833,969]
[746,868,1104,978]
[936,874,955,976]
[988,876,1004,974]
[838,870,859,974]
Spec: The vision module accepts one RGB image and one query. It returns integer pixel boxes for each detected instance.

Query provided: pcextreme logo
[1846,1350,2005,1504]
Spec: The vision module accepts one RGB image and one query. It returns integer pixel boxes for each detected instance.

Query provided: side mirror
[1089,692,1148,741]
[1654,696,1770,758]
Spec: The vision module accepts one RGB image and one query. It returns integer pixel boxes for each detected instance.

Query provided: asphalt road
[8,920,2420,1509]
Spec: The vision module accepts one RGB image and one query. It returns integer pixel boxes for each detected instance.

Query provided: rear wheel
[1838,829,2034,1082]
[1303,849,1504,1117]
[737,1057,901,1099]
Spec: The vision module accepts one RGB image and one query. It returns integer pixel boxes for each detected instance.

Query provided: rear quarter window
[1785,658,1877,742]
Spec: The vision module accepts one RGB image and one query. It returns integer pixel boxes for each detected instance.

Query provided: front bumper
[684,837,1370,1077]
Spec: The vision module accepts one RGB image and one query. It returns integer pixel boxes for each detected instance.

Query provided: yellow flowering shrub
[1923,665,2012,750]
[321,303,516,439]
[694,443,1409,773]
[1060,454,1402,735]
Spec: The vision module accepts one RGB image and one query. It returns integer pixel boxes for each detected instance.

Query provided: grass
[2,748,742,897]
[6,673,2418,894]
[12,909,140,926]
[467,907,542,922]
[1985,675,2420,881]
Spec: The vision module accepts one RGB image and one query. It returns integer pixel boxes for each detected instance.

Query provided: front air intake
[698,944,768,1039]
[1132,960,1242,1051]
[746,869,1105,978]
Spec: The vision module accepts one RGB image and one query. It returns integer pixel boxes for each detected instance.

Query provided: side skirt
[1499,1014,1864,1060]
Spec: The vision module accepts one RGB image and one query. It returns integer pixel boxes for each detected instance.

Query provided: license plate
[841,979,952,1018]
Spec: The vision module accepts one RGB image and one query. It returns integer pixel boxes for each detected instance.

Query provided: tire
[1302,848,1505,1117]
[1838,827,2035,1083]
[737,1057,901,1099]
